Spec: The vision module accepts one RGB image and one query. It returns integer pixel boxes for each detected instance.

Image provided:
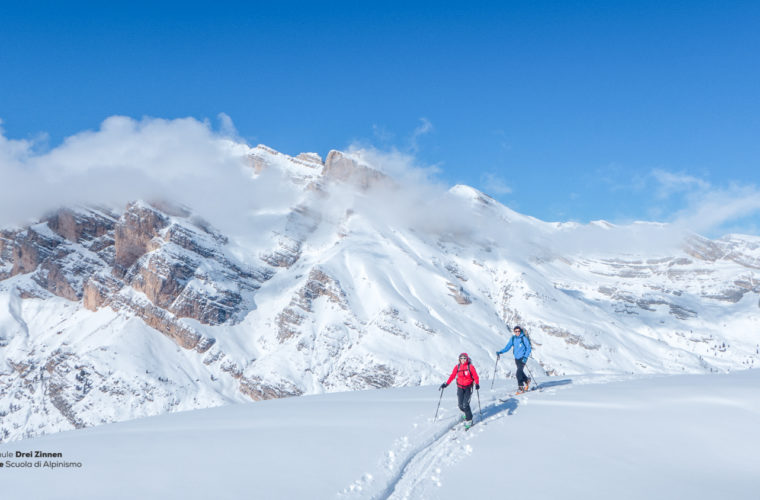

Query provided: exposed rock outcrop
[2,202,273,345]
[46,207,116,245]
[113,202,169,277]
[447,281,472,305]
[239,376,304,401]
[276,268,348,342]
[322,150,391,190]
[11,226,62,276]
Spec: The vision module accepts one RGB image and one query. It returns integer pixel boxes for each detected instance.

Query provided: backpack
[520,332,532,350]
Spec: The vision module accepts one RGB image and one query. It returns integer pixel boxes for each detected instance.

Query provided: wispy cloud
[649,169,760,236]
[344,143,441,186]
[650,169,711,198]
[670,183,760,236]
[409,118,433,153]
[364,118,433,154]
[371,124,394,143]
[480,172,512,195]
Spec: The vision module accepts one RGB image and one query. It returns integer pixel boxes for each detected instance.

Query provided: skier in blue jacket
[496,325,532,394]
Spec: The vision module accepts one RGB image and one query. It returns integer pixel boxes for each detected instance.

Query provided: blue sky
[1,1,759,236]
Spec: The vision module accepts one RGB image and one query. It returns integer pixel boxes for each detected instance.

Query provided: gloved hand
[440,383,447,390]
[496,353,501,359]
[475,384,480,390]
[522,357,528,363]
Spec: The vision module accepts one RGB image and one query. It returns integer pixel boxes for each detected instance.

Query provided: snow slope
[1,370,758,499]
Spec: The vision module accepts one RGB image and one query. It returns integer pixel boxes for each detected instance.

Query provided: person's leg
[462,386,473,421]
[457,387,466,415]
[515,358,527,388]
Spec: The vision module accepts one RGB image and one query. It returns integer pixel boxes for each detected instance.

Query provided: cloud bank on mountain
[2,114,758,250]
[0,115,298,235]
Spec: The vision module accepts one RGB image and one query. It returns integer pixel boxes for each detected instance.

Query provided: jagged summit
[1,144,758,443]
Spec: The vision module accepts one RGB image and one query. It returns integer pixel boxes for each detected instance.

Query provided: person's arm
[443,365,458,386]
[496,337,514,355]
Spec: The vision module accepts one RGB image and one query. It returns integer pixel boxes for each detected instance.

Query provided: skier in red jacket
[440,353,480,428]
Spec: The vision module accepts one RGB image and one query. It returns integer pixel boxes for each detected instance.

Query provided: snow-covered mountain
[1,144,759,442]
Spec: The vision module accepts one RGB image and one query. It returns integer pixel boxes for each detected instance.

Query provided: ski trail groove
[374,397,515,500]
[366,380,573,499]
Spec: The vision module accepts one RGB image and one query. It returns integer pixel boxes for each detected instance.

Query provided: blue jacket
[497,334,531,360]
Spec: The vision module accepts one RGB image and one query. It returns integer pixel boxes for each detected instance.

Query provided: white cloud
[649,168,760,236]
[344,143,441,186]
[409,117,433,153]
[0,115,299,234]
[326,145,491,242]
[331,154,759,247]
[670,183,760,236]
[3,114,757,264]
[480,172,512,195]
[217,112,240,141]
[651,169,711,198]
[325,146,687,257]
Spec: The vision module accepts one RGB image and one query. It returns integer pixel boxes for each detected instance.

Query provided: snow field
[1,370,758,499]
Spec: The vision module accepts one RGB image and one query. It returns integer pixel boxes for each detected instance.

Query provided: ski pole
[434,386,445,421]
[476,386,483,420]
[526,365,537,391]
[490,355,500,390]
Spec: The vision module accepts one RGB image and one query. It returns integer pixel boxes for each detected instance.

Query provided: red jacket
[446,362,479,388]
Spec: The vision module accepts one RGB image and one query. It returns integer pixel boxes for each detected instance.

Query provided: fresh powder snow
[1,370,757,499]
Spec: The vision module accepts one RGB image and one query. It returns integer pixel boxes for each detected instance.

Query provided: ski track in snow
[340,380,573,500]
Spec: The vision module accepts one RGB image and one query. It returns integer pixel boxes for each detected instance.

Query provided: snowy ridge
[1,144,760,442]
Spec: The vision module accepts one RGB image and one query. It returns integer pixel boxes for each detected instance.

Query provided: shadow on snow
[480,378,573,420]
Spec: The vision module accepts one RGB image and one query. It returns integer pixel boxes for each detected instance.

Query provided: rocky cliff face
[1,144,759,443]
[1,202,271,335]
[0,200,285,441]
[322,150,391,190]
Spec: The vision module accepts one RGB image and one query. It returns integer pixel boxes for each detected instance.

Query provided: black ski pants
[515,358,529,388]
[456,385,473,421]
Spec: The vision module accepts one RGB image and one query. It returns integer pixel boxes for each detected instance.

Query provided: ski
[499,384,542,401]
